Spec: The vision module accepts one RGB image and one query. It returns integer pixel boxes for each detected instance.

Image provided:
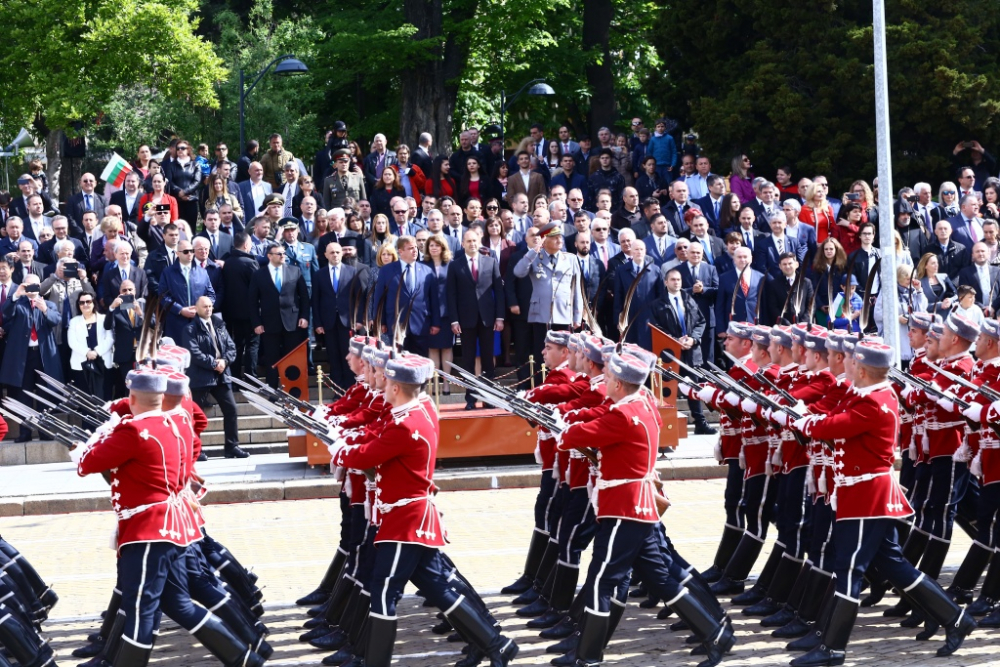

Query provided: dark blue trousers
[338,491,352,551]
[368,543,459,618]
[908,462,931,530]
[775,467,812,559]
[185,544,228,610]
[741,473,779,540]
[920,458,969,540]
[832,518,921,600]
[118,542,208,650]
[545,483,569,537]
[976,482,1000,547]
[807,500,836,573]
[724,460,745,529]
[557,488,597,565]
[534,470,557,531]
[583,519,686,614]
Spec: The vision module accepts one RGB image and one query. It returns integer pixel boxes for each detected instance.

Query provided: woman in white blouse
[68,292,114,398]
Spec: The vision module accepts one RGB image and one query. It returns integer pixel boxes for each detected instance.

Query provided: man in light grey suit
[513,223,582,378]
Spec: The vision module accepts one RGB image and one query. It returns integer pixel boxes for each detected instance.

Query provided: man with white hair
[913,182,939,234]
[363,133,397,191]
[100,241,147,307]
[279,161,300,217]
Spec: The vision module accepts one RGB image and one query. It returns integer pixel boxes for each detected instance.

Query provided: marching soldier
[331,355,519,667]
[787,339,976,666]
[555,347,735,667]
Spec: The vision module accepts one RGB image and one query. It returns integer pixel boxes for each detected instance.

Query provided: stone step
[200,428,289,447]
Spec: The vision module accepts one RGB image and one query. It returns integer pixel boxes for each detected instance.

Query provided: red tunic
[803,382,912,521]
[906,353,974,460]
[961,358,1000,485]
[701,355,758,461]
[339,391,387,430]
[335,399,445,546]
[78,411,203,552]
[785,369,837,474]
[807,375,851,501]
[526,365,588,471]
[326,380,369,416]
[907,352,933,463]
[561,376,610,490]
[558,391,661,522]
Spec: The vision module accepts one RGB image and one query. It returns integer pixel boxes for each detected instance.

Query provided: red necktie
[29,301,37,342]
[741,273,750,296]
[471,258,479,281]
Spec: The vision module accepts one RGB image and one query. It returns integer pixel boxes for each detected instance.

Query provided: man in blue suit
[676,243,720,364]
[612,241,663,350]
[159,239,216,341]
[371,236,439,356]
[237,162,273,218]
[948,195,985,250]
[643,213,677,267]
[0,273,62,442]
[782,200,817,266]
[716,246,765,331]
[550,154,588,195]
[691,175,728,235]
[313,243,370,387]
[752,212,800,279]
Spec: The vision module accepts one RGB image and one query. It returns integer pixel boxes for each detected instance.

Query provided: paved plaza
[3,481,996,666]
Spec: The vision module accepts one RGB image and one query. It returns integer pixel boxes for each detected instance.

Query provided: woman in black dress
[423,233,454,394]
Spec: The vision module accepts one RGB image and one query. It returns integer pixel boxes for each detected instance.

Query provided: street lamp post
[499,79,555,148]
[239,54,309,157]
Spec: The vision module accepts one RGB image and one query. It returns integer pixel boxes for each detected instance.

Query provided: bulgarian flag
[100,152,133,187]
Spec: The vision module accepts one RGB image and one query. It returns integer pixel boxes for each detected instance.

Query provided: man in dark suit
[0,275,62,441]
[103,280,143,397]
[195,209,234,262]
[447,230,505,409]
[144,223,182,293]
[612,241,663,350]
[684,214,725,266]
[948,195,985,250]
[783,203,817,266]
[846,223,883,300]
[313,243,370,388]
[650,267,714,435]
[957,242,1000,312]
[931,219,970,281]
[715,247,765,332]
[64,173,106,240]
[186,296,248,458]
[12,240,46,285]
[316,213,363,268]
[249,243,310,387]
[192,238,225,313]
[761,252,814,326]
[752,213,801,280]
[676,243,720,364]
[691,175,728,234]
[370,237,438,356]
[8,175,53,222]
[0,218,37,258]
[550,155,588,195]
[100,242,147,309]
[158,239,216,342]
[573,231,605,305]
[37,217,88,268]
[221,233,262,378]
[662,181,692,237]
[504,244,534,386]
[412,133,434,176]
[748,181,783,232]
[109,172,144,226]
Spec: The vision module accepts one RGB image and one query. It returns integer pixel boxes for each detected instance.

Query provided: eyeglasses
[177,146,189,151]
[268,251,285,257]
[631,121,641,126]
[392,209,407,214]
[78,299,94,305]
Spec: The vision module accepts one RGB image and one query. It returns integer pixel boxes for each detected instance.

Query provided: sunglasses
[177,146,189,151]
[78,299,94,305]
[392,209,407,214]
[178,249,195,255]
[942,191,957,195]
[486,205,499,211]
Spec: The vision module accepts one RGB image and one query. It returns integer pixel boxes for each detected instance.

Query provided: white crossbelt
[376,495,431,513]
[117,498,170,521]
[834,471,890,487]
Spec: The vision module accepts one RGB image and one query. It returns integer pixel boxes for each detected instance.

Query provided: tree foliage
[0,0,226,132]
[648,0,1000,189]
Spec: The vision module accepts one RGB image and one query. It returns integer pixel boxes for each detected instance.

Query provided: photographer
[39,257,95,378]
[104,280,144,398]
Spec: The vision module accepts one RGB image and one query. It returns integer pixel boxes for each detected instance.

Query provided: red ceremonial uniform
[526,364,589,471]
[806,374,852,500]
[700,355,758,461]
[803,381,912,521]
[906,352,974,460]
[335,398,445,546]
[561,376,611,490]
[326,378,369,416]
[557,391,661,522]
[907,352,933,463]
[963,358,1000,484]
[78,411,202,552]
[785,368,837,475]
[341,397,393,510]
[338,390,386,430]
[740,365,777,479]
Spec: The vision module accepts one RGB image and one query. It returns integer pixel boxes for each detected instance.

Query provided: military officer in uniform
[788,339,976,666]
[513,223,583,382]
[323,149,367,209]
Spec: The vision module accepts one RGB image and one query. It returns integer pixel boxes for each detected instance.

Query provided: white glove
[713,440,723,464]
[972,453,984,477]
[720,390,738,406]
[792,416,812,435]
[312,404,330,422]
[326,424,343,442]
[741,398,759,414]
[551,412,568,435]
[516,390,528,400]
[787,400,807,419]
[760,406,772,422]
[901,385,915,401]
[964,403,985,424]
[937,398,956,414]
[327,438,347,461]
[990,399,1000,420]
[773,410,790,427]
[69,442,87,464]
[678,383,695,398]
[698,386,718,404]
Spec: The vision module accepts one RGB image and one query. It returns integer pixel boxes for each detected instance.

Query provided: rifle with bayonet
[720,351,798,406]
[241,392,337,442]
[0,398,90,447]
[436,368,563,432]
[659,350,768,427]
[925,360,1000,403]
[232,375,314,413]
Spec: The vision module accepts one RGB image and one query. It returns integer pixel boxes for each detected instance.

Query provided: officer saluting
[75,367,267,667]
[789,339,976,666]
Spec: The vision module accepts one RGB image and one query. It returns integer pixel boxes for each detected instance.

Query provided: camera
[846,193,861,201]
[120,294,135,305]
[905,194,919,204]
[23,285,39,295]
[64,261,79,274]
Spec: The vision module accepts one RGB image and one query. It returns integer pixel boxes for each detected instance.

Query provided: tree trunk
[582,0,616,137]
[46,130,63,204]
[399,0,476,153]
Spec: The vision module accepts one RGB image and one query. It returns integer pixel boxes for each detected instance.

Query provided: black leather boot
[745,553,802,618]
[358,615,394,667]
[446,597,519,667]
[528,563,578,629]
[703,524,744,584]
[732,542,785,606]
[73,587,122,658]
[193,614,265,667]
[786,578,835,651]
[110,638,151,667]
[772,568,830,638]
[947,540,991,604]
[710,533,764,596]
[213,596,273,659]
[789,594,857,667]
[297,548,348,606]
[502,529,548,595]
[904,574,977,656]
[0,603,54,667]
[969,547,1000,616]
[669,590,736,667]
[572,609,608,666]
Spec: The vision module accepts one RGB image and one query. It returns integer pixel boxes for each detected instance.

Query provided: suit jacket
[512,249,583,326]
[12,262,45,285]
[446,252,505,328]
[761,273,814,326]
[195,230,234,261]
[662,201,691,237]
[37,236,88,268]
[103,300,144,365]
[249,264,310,332]
[412,147,433,176]
[716,267,765,327]
[505,171,547,206]
[676,261,720,328]
[948,215,983,251]
[643,234,676,267]
[930,240,969,281]
[184,314,237,389]
[575,254,605,304]
[323,172,367,210]
[143,245,176,293]
[316,229,364,268]
[21,216,53,242]
[220,249,261,321]
[649,290,707,366]
[362,151,398,192]
[237,179,273,217]
[549,171,588,197]
[64,192,106,240]
[199,259,225,310]
[749,200,784,233]
[0,294,62,387]
[752,235,801,280]
[100,263,149,307]
[612,259,664,349]
[921,275,958,312]
[109,190,143,225]
[956,263,1000,308]
[9,194,54,222]
[0,237,37,260]
[686,234,726,266]
[370,260,438,336]
[313,262,370,329]
[691,195,727,233]
[785,222,817,265]
[503,247,533,323]
[731,227,767,254]
[159,262,216,340]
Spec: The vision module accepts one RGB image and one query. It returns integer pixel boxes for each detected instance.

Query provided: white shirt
[519,171,531,191]
[771,234,786,254]
[125,191,138,214]
[976,263,991,301]
[250,181,266,212]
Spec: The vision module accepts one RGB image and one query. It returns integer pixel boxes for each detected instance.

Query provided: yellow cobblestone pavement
[3,481,996,666]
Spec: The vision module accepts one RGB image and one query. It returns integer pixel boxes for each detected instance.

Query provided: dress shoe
[546,632,578,654]
[968,597,995,616]
[701,564,724,584]
[512,588,539,605]
[296,589,330,607]
[225,445,251,458]
[501,575,532,595]
[303,615,328,629]
[14,434,31,443]
[772,616,811,638]
[321,644,355,665]
[465,403,477,411]
[310,628,349,650]
[694,423,718,435]
[197,452,208,462]
[709,576,745,596]
[300,624,332,642]
[760,607,795,627]
[539,616,574,639]
[516,597,550,617]
[550,648,576,666]
[743,598,782,617]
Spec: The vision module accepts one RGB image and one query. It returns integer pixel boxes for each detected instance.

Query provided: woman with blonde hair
[364,215,397,269]
[423,233,454,393]
[916,252,956,313]
[800,181,836,244]
[728,154,755,203]
[204,173,244,221]
[874,264,928,363]
[372,241,399,282]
